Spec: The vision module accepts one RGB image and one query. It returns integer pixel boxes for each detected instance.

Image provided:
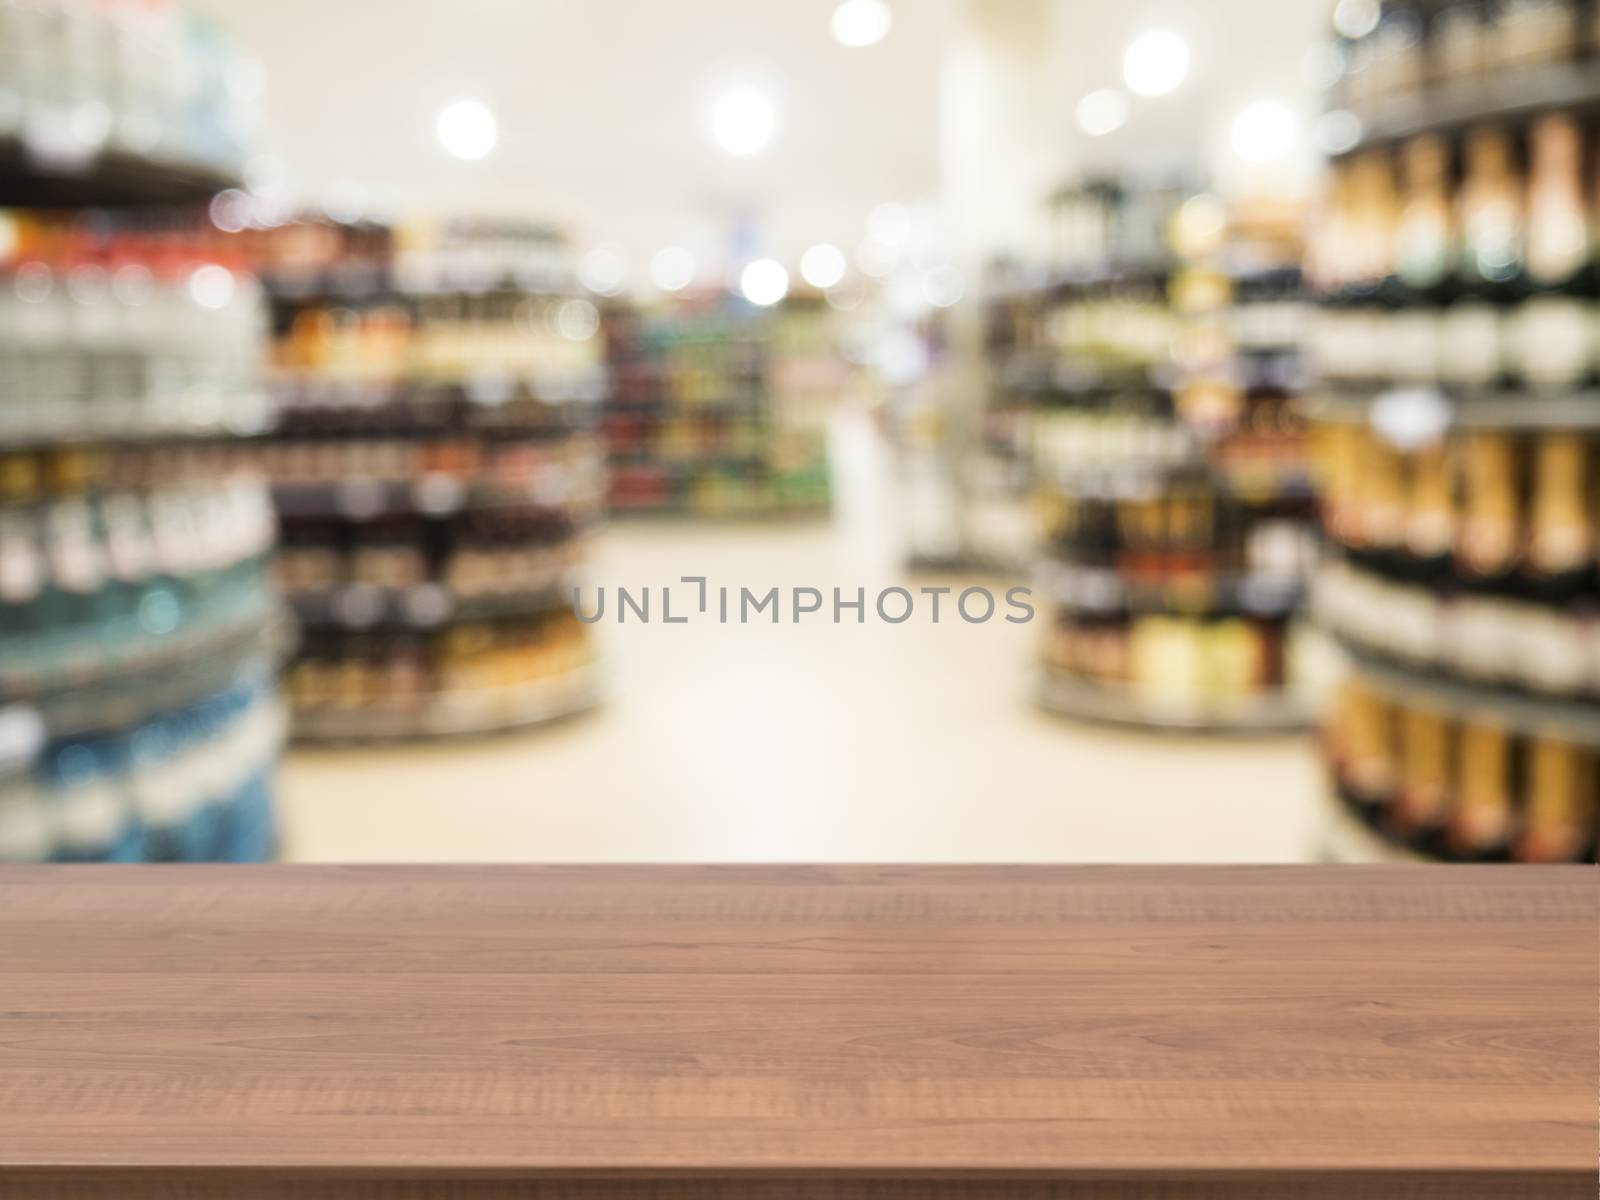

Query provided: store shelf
[1036,669,1315,734]
[3,609,290,748]
[1316,541,1598,619]
[0,138,239,209]
[608,500,832,521]
[0,424,275,455]
[1037,461,1314,503]
[262,270,576,303]
[1039,561,1305,617]
[986,261,1175,300]
[1301,387,1600,432]
[292,665,601,743]
[271,477,602,522]
[1336,638,1600,748]
[1332,62,1600,157]
[989,356,1168,400]
[287,581,573,631]
[268,382,604,428]
[1321,792,1432,864]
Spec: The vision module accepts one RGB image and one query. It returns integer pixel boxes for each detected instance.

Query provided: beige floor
[280,415,1327,862]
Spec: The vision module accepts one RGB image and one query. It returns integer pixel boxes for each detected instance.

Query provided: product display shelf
[0,0,260,212]
[1040,559,1306,618]
[285,577,580,633]
[1321,789,1433,863]
[0,139,240,210]
[969,256,1179,577]
[1037,668,1318,734]
[270,474,605,523]
[15,619,286,758]
[255,218,607,742]
[1301,386,1600,431]
[1029,194,1319,733]
[1307,2,1600,864]
[601,297,835,520]
[290,661,601,745]
[1333,61,1600,158]
[0,5,286,864]
[1336,639,1600,749]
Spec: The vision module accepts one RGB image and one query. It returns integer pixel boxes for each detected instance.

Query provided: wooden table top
[0,864,1593,1199]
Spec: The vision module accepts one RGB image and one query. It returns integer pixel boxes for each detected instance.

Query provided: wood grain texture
[0,864,1591,1200]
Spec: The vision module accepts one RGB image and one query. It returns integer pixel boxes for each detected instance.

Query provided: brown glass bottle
[1455,432,1520,583]
[1393,705,1453,846]
[1526,431,1593,601]
[1346,685,1399,816]
[1516,738,1597,863]
[1449,720,1513,859]
[1514,114,1594,388]
[1403,444,1456,584]
[1456,126,1525,295]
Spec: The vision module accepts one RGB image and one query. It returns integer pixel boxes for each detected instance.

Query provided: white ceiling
[191,0,1329,273]
[192,0,944,275]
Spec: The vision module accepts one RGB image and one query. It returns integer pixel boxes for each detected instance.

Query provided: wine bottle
[1450,720,1513,859]
[1395,135,1456,302]
[1526,431,1593,602]
[1404,444,1457,585]
[1516,738,1596,863]
[1512,114,1593,389]
[1456,431,1520,582]
[1346,685,1399,817]
[1457,126,1525,293]
[1394,705,1453,849]
[1429,0,1489,84]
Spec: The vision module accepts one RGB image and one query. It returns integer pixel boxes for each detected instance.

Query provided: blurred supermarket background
[0,0,1596,864]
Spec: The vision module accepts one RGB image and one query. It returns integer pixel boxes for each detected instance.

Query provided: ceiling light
[1332,0,1381,40]
[650,246,695,292]
[435,98,498,161]
[922,264,964,309]
[1231,100,1299,162]
[831,0,892,48]
[1074,89,1129,137]
[800,243,847,289]
[1123,30,1189,97]
[188,264,236,311]
[208,189,254,233]
[578,247,626,296]
[711,86,775,156]
[739,259,789,307]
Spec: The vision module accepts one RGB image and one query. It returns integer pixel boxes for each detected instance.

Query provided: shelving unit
[0,140,241,210]
[250,217,606,742]
[1016,187,1321,732]
[1330,62,1600,155]
[1037,668,1317,733]
[1302,386,1600,431]
[1306,14,1600,864]
[601,295,834,518]
[0,3,284,863]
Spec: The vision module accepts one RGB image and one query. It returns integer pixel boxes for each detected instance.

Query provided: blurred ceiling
[191,0,944,273]
[191,0,1329,271]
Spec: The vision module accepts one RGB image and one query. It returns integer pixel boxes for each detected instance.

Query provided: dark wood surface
[0,865,1592,1200]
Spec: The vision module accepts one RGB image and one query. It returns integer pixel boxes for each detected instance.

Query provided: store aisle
[279,413,1324,862]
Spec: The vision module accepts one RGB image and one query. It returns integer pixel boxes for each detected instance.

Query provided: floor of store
[279,412,1324,862]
